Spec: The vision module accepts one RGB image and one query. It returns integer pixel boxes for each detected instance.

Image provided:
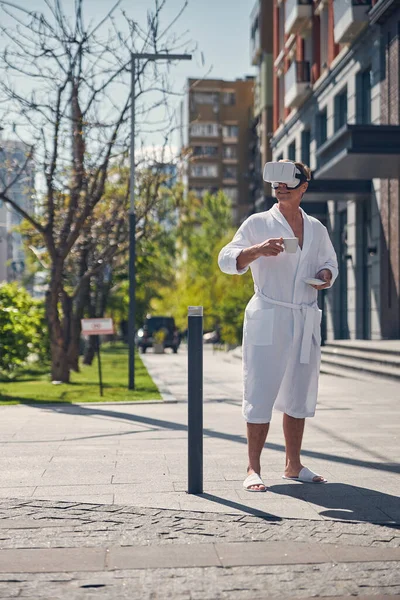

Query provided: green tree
[0,283,49,376]
[150,190,254,342]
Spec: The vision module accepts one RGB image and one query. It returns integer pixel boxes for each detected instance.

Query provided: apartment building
[186,77,255,224]
[270,0,400,340]
[249,0,275,211]
[0,140,34,284]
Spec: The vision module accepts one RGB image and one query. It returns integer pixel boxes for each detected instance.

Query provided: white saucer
[304,278,326,286]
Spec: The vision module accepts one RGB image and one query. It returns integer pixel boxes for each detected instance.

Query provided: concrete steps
[321,341,400,382]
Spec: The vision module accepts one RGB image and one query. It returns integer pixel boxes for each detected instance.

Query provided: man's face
[274,181,308,204]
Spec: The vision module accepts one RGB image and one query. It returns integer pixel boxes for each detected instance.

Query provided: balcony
[314,124,400,179]
[284,61,311,109]
[285,0,312,36]
[333,0,371,44]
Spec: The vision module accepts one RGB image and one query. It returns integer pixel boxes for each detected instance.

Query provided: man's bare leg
[246,422,269,490]
[282,413,324,482]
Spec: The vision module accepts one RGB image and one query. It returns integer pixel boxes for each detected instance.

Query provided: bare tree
[0,0,191,382]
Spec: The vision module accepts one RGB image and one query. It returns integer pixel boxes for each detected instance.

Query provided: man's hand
[256,237,284,258]
[312,269,332,290]
[236,237,284,271]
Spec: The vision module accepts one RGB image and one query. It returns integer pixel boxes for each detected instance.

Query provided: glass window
[190,123,219,137]
[222,145,237,159]
[334,88,347,132]
[357,69,372,124]
[222,124,239,138]
[320,7,329,70]
[190,164,218,178]
[222,92,236,105]
[317,108,327,146]
[223,165,237,180]
[288,141,296,161]
[278,2,285,52]
[192,92,219,105]
[190,187,213,198]
[192,145,218,157]
[223,187,238,203]
[301,130,311,166]
[278,75,285,124]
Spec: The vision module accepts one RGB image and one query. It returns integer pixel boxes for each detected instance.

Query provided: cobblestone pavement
[0,348,399,598]
[0,498,399,599]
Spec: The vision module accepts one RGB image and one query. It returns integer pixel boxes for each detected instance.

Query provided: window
[278,75,285,124]
[222,145,237,159]
[222,92,236,105]
[190,123,219,137]
[320,7,329,70]
[278,2,285,52]
[192,145,218,157]
[277,153,284,161]
[334,88,347,132]
[223,187,238,203]
[301,130,311,166]
[288,141,296,161]
[222,124,239,138]
[190,164,218,178]
[357,69,372,124]
[316,108,327,146]
[192,92,219,105]
[223,165,237,180]
[190,187,213,198]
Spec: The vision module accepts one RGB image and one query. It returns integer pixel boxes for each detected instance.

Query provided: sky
[0,0,257,153]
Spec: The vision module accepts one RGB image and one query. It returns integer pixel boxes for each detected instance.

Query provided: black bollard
[187,306,203,494]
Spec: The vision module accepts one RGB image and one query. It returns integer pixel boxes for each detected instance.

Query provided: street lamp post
[129,52,192,390]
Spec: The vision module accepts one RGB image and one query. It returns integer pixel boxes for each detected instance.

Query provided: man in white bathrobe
[218,160,338,492]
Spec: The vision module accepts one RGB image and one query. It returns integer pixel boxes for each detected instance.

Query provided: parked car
[136,316,180,354]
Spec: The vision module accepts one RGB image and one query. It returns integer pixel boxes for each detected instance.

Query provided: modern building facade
[270,0,400,340]
[0,140,34,285]
[249,0,275,212]
[185,77,255,224]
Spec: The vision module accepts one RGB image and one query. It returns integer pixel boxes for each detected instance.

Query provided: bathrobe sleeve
[317,226,339,285]
[218,218,254,275]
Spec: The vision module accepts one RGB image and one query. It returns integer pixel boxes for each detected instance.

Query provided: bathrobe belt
[254,288,319,364]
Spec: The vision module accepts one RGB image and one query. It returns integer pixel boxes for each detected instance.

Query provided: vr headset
[263,161,307,189]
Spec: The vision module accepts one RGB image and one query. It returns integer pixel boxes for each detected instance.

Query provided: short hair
[279,159,311,182]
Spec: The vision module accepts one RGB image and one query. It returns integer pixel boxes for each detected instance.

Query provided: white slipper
[243,472,267,492]
[282,466,327,484]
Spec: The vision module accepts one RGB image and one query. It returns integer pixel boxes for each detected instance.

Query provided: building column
[380,18,400,338]
[311,13,321,83]
[273,0,279,131]
[327,0,339,66]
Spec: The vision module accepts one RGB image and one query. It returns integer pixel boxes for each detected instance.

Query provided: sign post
[81,318,114,397]
[187,306,203,494]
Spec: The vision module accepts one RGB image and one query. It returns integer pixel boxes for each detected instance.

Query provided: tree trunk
[67,316,81,372]
[50,339,71,383]
[46,268,70,383]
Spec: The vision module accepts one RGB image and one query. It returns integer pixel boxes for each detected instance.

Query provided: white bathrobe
[218,204,338,423]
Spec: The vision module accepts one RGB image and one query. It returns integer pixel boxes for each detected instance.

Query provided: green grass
[0,343,161,404]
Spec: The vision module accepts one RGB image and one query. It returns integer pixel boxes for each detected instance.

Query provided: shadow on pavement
[13,402,400,477]
[196,492,282,521]
[269,482,400,524]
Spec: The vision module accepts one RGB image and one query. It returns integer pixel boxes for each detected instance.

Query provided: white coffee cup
[283,237,299,253]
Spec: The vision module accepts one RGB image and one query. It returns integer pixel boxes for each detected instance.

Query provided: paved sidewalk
[0,346,399,598]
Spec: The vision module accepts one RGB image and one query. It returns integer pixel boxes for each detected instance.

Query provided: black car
[136,316,180,354]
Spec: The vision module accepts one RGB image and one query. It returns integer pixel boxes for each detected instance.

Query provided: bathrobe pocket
[244,308,275,346]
